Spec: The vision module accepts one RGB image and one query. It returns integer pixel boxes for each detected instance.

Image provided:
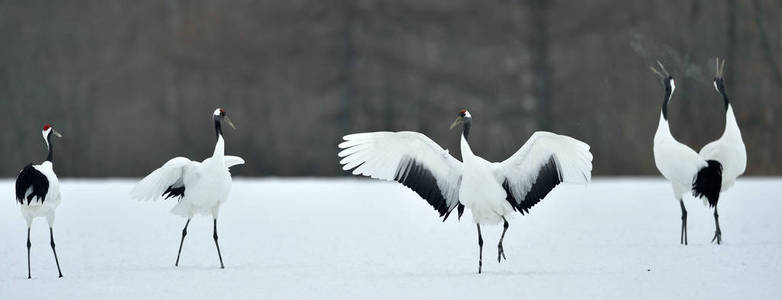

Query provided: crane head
[450,109,472,129]
[213,108,235,129]
[42,124,62,138]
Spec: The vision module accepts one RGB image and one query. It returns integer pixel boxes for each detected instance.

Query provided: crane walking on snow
[338,109,592,273]
[15,124,65,279]
[131,108,245,268]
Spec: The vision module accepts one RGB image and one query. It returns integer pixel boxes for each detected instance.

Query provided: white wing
[131,157,201,201]
[338,131,464,220]
[224,155,245,168]
[655,138,707,189]
[699,138,745,177]
[494,131,593,214]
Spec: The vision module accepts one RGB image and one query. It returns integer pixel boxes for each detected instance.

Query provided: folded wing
[495,131,593,215]
[338,132,464,220]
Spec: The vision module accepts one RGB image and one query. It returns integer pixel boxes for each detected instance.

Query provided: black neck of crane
[721,92,730,111]
[46,131,54,162]
[214,117,223,139]
[662,83,672,121]
[717,81,730,111]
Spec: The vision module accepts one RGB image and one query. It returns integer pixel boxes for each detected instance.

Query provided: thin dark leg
[213,219,225,269]
[679,199,688,245]
[27,227,31,279]
[712,207,722,245]
[477,224,483,274]
[175,219,190,267]
[49,227,63,278]
[498,218,509,262]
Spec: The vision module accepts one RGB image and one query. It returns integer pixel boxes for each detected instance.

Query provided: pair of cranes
[15,109,244,278]
[14,59,744,278]
[651,59,746,245]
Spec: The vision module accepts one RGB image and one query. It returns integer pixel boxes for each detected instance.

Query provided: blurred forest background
[1,0,780,177]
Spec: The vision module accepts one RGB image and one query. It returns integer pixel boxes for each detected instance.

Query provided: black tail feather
[693,160,722,208]
[15,164,49,205]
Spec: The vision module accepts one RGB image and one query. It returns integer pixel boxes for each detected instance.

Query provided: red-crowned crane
[15,124,65,279]
[697,58,747,244]
[131,108,245,268]
[338,109,592,273]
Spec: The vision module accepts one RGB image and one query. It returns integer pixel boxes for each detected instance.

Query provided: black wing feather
[15,164,49,205]
[394,156,456,219]
[162,185,186,200]
[503,155,563,215]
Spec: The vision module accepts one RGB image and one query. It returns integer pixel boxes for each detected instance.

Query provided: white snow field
[1,178,781,299]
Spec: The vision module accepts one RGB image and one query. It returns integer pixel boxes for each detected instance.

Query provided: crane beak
[53,130,63,138]
[224,116,236,129]
[449,116,463,129]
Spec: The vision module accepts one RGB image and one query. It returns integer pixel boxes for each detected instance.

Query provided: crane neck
[45,131,54,163]
[460,134,474,159]
[655,82,674,141]
[459,118,473,158]
[717,84,730,111]
[661,84,673,121]
[655,112,672,138]
[214,118,223,139]
[214,134,225,158]
[721,92,730,111]
[213,118,225,158]
[462,118,472,141]
[722,105,742,139]
[715,81,741,140]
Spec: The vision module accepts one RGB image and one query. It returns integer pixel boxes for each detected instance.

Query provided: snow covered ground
[1,178,781,299]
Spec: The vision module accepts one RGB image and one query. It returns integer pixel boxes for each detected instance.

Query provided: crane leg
[497,218,508,262]
[712,207,722,245]
[49,227,63,278]
[679,199,688,245]
[213,219,225,269]
[477,224,483,274]
[175,219,190,267]
[27,227,31,279]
